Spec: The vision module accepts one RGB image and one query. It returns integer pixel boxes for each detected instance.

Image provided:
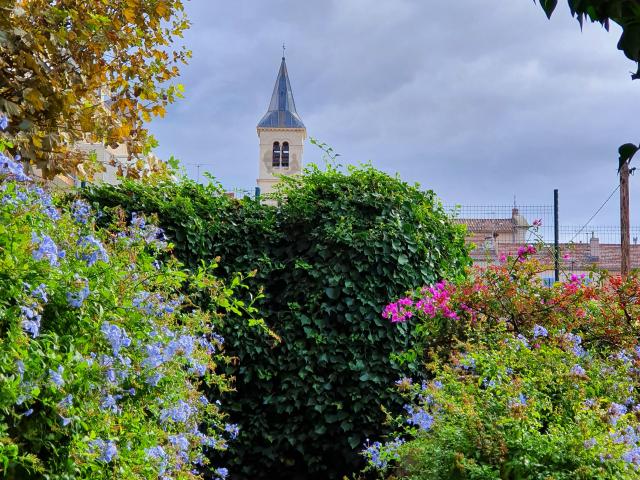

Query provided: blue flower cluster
[101,322,131,356]
[404,405,435,431]
[67,279,90,308]
[89,439,118,463]
[71,199,91,224]
[32,233,65,266]
[363,437,405,469]
[0,129,233,478]
[0,151,30,182]
[78,235,109,266]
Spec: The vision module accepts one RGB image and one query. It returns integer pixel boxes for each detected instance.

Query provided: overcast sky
[149,0,640,228]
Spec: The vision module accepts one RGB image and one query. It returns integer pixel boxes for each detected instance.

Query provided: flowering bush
[0,142,241,478]
[366,249,640,479]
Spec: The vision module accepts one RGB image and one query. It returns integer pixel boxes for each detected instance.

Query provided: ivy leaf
[539,0,558,19]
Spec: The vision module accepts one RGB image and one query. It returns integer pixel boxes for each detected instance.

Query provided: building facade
[256,56,306,196]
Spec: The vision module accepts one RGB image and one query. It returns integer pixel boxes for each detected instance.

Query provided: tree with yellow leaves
[0,0,190,179]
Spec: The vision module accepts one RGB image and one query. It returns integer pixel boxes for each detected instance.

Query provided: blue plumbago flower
[459,355,475,371]
[101,322,131,356]
[89,439,118,463]
[432,380,443,389]
[0,113,8,130]
[622,447,640,467]
[516,334,530,349]
[533,324,548,338]
[584,438,597,449]
[198,336,215,354]
[165,335,196,360]
[159,400,196,424]
[584,398,596,408]
[565,333,586,357]
[404,405,435,431]
[31,283,48,303]
[145,445,169,474]
[169,434,190,451]
[189,363,207,377]
[71,199,91,224]
[211,332,225,345]
[364,440,386,469]
[143,343,165,368]
[394,377,413,387]
[570,364,587,377]
[67,280,90,308]
[145,372,163,386]
[482,378,497,388]
[214,467,229,480]
[224,423,239,440]
[32,233,64,266]
[609,403,627,426]
[100,394,122,414]
[509,393,528,409]
[49,366,64,387]
[363,437,404,470]
[0,152,30,182]
[22,408,33,417]
[58,394,73,408]
[133,291,178,317]
[199,395,209,405]
[60,416,72,426]
[78,235,109,266]
[131,212,147,230]
[616,350,633,364]
[16,360,25,377]
[20,304,42,337]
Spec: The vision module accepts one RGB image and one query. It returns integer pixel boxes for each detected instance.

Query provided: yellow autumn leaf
[23,88,46,111]
[156,1,169,18]
[123,8,136,22]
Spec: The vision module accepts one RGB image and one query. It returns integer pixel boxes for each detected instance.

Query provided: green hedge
[83,164,470,479]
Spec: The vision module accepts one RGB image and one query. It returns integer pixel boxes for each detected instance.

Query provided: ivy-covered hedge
[83,164,470,479]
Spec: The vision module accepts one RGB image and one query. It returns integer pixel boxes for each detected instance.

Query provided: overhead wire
[568,184,620,243]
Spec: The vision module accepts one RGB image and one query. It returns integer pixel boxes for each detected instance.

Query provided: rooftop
[257,57,305,129]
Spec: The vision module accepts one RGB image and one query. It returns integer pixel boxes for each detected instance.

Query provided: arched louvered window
[272,142,281,167]
[282,142,290,168]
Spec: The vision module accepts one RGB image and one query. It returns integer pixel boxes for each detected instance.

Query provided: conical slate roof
[257,57,305,129]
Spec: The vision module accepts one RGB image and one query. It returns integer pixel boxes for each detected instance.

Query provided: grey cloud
[150,0,640,225]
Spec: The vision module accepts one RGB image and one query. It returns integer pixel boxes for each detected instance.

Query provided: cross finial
[282,43,286,59]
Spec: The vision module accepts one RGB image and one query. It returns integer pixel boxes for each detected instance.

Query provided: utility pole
[620,160,631,278]
[554,189,559,282]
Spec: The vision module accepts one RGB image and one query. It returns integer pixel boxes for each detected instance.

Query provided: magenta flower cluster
[382,281,457,323]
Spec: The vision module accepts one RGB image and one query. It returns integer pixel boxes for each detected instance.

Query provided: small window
[272,142,280,167]
[282,142,289,167]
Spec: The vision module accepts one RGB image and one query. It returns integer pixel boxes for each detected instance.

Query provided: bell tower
[257,55,306,196]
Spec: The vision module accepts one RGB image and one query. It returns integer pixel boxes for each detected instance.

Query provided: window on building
[282,142,289,167]
[272,142,281,167]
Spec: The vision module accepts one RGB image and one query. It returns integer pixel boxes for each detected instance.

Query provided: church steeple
[257,57,305,129]
[256,55,306,199]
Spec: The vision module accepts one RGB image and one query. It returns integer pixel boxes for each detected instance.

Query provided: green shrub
[83,163,470,479]
[0,148,242,478]
[367,251,640,479]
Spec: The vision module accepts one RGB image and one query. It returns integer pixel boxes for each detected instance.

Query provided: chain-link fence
[445,204,640,245]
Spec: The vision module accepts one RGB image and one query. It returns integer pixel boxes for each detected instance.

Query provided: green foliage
[535,0,640,79]
[82,163,470,479]
[0,151,241,478]
[367,253,640,479]
[0,0,189,178]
